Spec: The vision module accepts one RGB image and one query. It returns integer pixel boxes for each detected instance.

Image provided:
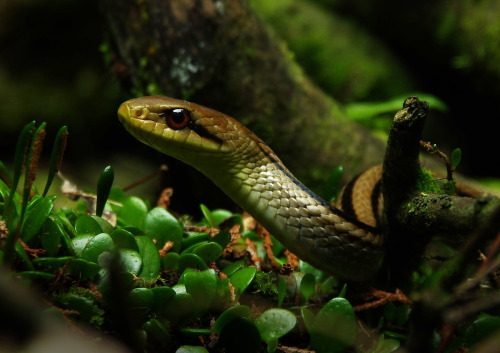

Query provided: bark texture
[103,0,385,190]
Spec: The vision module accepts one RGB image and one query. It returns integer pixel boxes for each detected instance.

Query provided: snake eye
[162,108,191,130]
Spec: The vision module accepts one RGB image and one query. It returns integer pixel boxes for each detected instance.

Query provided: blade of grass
[3,122,46,266]
[42,126,68,197]
[3,121,36,221]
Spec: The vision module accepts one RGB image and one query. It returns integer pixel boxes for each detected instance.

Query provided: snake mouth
[117,102,130,124]
[118,99,230,168]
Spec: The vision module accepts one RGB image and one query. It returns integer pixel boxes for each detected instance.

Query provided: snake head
[118,95,267,173]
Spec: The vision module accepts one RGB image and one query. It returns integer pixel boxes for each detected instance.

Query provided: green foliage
[0,121,497,352]
[300,272,316,303]
[308,297,358,353]
[451,148,462,169]
[96,165,114,217]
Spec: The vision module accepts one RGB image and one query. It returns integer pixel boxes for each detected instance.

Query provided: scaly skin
[118,96,384,281]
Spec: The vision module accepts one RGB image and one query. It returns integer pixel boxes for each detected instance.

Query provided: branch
[381,97,499,283]
[381,97,500,352]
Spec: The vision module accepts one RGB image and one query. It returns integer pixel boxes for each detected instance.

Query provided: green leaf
[300,273,316,303]
[213,305,251,334]
[199,204,216,227]
[15,241,33,269]
[129,287,155,309]
[179,328,212,336]
[218,317,261,353]
[277,277,287,307]
[162,292,196,325]
[184,269,218,315]
[230,267,256,299]
[213,277,233,311]
[193,242,223,264]
[4,120,35,222]
[176,346,209,353]
[211,230,232,249]
[178,253,208,272]
[119,248,142,274]
[256,308,297,342]
[210,209,233,225]
[373,335,401,353]
[135,235,161,282]
[301,307,315,334]
[267,339,278,353]
[338,283,347,298]
[162,252,179,270]
[309,297,357,353]
[222,260,245,277]
[181,233,209,250]
[42,125,68,197]
[151,286,175,312]
[464,313,500,348]
[451,148,462,169]
[72,233,114,264]
[143,318,171,346]
[299,260,327,282]
[17,271,56,280]
[21,196,54,242]
[59,294,99,322]
[110,228,140,251]
[68,259,101,279]
[74,215,103,236]
[40,217,63,256]
[91,215,114,234]
[33,257,100,280]
[118,196,148,229]
[108,186,126,212]
[96,165,114,217]
[144,207,183,252]
[0,162,12,188]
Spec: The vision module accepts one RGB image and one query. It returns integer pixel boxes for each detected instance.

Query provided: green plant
[1,121,498,353]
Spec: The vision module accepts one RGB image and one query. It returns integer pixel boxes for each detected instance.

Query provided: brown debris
[157,187,174,210]
[159,241,174,257]
[353,288,412,312]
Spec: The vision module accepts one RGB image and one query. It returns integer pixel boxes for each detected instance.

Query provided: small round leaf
[119,248,142,274]
[178,253,208,272]
[213,305,251,334]
[256,308,297,342]
[119,196,148,229]
[144,207,183,252]
[193,242,223,263]
[310,297,357,353]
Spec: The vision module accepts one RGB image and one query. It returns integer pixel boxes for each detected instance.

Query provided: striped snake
[118,96,384,281]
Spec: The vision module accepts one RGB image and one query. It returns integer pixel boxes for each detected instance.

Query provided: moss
[249,0,414,101]
[253,271,279,297]
[416,168,448,194]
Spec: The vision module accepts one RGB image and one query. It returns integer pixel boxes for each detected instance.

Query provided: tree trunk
[103,0,385,192]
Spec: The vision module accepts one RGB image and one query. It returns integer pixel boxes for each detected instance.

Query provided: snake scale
[118,96,385,281]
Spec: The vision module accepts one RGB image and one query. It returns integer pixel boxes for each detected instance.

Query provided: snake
[118,96,385,281]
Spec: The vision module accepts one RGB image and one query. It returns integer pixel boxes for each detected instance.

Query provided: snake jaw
[118,98,233,173]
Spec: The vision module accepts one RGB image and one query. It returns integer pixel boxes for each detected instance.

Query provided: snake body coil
[118,96,384,281]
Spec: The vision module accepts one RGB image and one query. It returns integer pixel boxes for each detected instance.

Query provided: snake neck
[205,149,384,281]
